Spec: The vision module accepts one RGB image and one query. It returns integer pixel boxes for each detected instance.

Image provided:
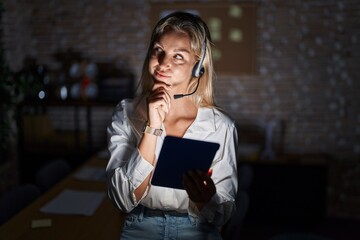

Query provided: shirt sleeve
[188,120,238,226]
[106,102,154,213]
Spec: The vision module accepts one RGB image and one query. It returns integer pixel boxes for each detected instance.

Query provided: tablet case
[151,136,220,189]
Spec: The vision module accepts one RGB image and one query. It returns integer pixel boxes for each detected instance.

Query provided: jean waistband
[132,205,188,217]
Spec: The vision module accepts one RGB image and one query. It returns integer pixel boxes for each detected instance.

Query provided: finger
[183,172,203,202]
[192,170,216,199]
[151,82,172,101]
[188,170,208,189]
[160,87,172,108]
[186,171,210,198]
[154,89,171,110]
[147,97,169,125]
[197,170,213,186]
[152,82,172,92]
[148,92,170,113]
[153,98,170,114]
[149,88,171,110]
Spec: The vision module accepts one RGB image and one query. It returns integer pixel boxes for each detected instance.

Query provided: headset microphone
[174,39,206,99]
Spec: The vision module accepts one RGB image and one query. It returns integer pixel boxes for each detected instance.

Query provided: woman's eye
[152,47,163,55]
[174,54,183,60]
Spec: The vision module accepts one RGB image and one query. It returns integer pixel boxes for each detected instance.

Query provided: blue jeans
[120,205,222,240]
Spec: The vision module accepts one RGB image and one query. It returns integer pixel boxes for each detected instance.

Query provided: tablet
[151,136,220,190]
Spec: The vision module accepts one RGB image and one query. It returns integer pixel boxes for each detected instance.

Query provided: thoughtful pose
[106,11,238,239]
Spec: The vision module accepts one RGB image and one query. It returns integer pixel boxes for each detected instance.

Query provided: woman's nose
[158,53,171,69]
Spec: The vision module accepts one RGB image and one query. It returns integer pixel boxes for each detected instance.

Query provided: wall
[1,0,359,218]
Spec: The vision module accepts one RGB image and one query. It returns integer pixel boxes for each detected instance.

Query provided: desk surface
[0,156,125,240]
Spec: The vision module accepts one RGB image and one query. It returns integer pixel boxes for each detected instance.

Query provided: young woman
[106,11,238,239]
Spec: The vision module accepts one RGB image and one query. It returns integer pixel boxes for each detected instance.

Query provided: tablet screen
[151,136,220,189]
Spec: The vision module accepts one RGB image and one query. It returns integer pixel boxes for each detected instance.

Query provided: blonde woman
[106,11,238,239]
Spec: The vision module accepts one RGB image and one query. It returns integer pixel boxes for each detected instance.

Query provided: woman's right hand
[136,82,171,200]
[146,82,172,128]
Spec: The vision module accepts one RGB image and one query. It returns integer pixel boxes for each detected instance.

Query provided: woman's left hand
[183,170,216,210]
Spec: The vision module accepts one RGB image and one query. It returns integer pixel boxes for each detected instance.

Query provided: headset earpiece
[192,39,207,78]
[192,62,204,78]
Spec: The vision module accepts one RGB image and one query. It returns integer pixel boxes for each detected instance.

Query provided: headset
[174,38,206,99]
[192,38,207,78]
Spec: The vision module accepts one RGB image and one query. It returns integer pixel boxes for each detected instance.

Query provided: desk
[0,156,125,240]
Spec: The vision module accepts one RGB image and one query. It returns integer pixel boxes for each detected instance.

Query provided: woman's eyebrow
[153,42,162,47]
[174,48,190,54]
[153,42,190,54]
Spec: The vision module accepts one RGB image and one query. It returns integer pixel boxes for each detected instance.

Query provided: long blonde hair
[138,11,216,107]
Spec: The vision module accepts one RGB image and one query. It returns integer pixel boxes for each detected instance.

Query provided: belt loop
[138,205,144,221]
[188,214,198,225]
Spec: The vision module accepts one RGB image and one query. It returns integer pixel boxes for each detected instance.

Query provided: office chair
[35,158,71,193]
[0,184,41,225]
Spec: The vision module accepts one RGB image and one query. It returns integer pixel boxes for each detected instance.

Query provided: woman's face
[149,29,196,92]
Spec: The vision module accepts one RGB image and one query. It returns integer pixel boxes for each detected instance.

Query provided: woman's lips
[155,71,170,79]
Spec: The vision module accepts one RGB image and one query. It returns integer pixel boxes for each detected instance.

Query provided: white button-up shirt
[106,98,238,226]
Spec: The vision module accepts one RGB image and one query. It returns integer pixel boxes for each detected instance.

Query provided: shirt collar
[187,107,217,133]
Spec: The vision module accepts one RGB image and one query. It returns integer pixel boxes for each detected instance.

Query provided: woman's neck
[166,97,197,120]
[163,97,198,137]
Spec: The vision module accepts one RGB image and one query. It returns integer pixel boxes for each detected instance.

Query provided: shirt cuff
[124,149,154,189]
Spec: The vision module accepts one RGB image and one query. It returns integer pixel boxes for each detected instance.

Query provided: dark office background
[0,0,359,239]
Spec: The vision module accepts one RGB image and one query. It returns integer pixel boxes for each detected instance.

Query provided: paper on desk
[40,189,105,216]
[74,166,106,182]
